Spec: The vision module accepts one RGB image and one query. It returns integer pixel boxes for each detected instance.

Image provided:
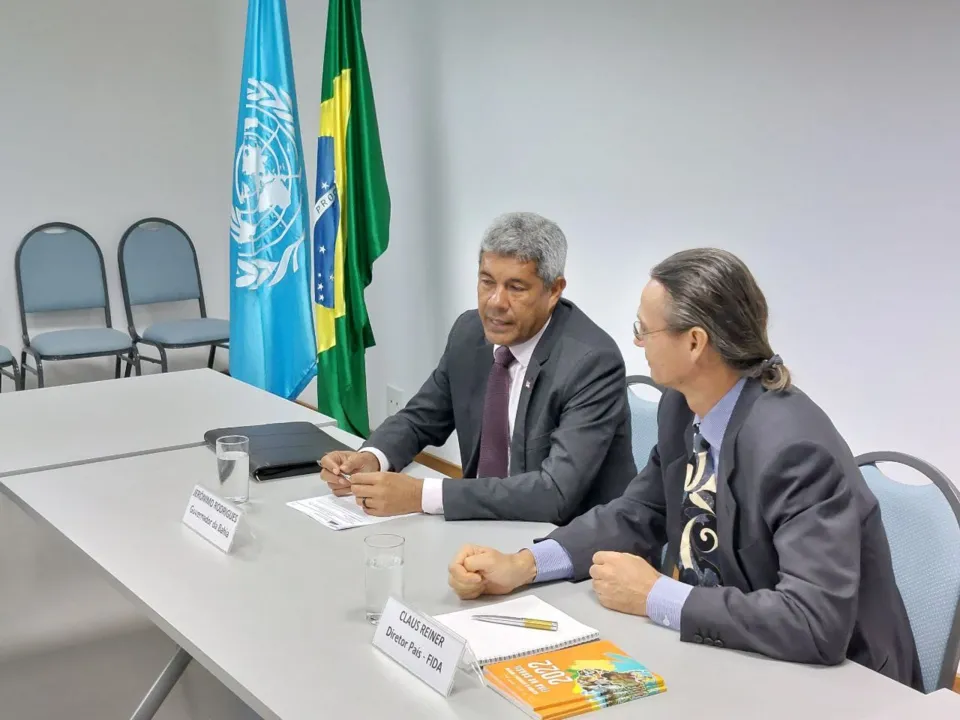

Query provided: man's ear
[688,326,709,362]
[547,276,566,309]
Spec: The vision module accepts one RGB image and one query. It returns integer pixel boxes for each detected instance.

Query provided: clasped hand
[447,545,662,618]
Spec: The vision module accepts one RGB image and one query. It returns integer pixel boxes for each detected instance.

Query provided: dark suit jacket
[362,299,637,523]
[548,379,923,689]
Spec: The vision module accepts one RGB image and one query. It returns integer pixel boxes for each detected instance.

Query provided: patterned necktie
[678,426,723,587]
[476,346,516,478]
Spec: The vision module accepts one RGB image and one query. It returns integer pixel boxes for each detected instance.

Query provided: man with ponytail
[448,248,922,689]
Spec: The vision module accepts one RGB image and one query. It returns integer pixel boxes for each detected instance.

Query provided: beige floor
[0,497,261,719]
[0,626,261,719]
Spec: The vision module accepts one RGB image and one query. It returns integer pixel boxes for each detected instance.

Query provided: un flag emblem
[230,79,307,291]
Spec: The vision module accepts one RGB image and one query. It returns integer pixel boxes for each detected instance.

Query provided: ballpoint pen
[472,615,558,631]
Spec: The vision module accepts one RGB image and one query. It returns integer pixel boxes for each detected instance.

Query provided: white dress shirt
[363,317,551,514]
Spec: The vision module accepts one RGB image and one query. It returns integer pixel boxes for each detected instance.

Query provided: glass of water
[364,533,404,624]
[216,435,250,504]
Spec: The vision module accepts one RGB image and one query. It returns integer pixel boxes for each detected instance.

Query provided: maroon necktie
[476,346,515,478]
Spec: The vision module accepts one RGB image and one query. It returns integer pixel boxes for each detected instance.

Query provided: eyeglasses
[633,320,670,343]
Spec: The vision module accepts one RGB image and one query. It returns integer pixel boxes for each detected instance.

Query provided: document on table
[287,494,417,530]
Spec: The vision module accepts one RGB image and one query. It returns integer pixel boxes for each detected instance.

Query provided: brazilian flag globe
[312,0,390,437]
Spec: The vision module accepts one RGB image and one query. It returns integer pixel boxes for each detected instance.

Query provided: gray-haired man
[319,211,637,523]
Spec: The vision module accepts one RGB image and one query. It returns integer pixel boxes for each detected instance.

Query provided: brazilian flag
[312,0,390,436]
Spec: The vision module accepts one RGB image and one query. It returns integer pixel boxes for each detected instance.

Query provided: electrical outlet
[386,385,405,416]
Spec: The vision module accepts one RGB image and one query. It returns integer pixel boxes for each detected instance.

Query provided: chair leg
[134,351,142,376]
[158,346,169,373]
[12,359,20,391]
[124,349,136,378]
[36,358,45,389]
[207,345,216,369]
[115,355,122,379]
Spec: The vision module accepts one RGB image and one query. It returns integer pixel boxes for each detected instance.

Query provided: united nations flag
[229,0,317,399]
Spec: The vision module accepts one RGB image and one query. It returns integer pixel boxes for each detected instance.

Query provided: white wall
[0,0,233,385]
[428,0,960,483]
[4,0,958,485]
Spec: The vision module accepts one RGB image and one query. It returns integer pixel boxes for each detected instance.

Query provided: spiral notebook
[433,595,599,666]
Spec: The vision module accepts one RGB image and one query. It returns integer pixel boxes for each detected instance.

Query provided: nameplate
[372,598,465,696]
[181,485,242,553]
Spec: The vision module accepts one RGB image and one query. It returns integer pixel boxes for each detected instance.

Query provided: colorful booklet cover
[483,639,666,719]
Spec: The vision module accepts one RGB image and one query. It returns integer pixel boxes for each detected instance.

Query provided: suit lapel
[661,422,695,577]
[464,342,494,475]
[716,378,764,589]
[672,421,695,510]
[509,302,571,474]
[509,363,540,475]
[716,378,764,496]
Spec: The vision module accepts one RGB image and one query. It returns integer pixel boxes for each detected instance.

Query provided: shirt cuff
[528,539,575,583]
[645,576,694,632]
[421,478,444,514]
[361,447,390,472]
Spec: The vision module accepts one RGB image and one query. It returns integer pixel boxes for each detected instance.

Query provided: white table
[927,688,960,712]
[867,687,960,719]
[0,368,335,477]
[0,435,928,720]
[1,439,510,719]
[0,370,335,669]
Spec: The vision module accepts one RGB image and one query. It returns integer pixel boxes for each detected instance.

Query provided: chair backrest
[856,451,960,692]
[118,218,205,323]
[16,223,111,339]
[626,375,663,470]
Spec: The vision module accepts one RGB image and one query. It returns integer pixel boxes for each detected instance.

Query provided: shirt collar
[695,377,746,450]
[494,315,551,369]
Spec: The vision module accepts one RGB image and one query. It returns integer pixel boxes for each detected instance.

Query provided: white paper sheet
[286,494,416,530]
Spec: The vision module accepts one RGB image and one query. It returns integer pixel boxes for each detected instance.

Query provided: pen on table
[472,615,558,631]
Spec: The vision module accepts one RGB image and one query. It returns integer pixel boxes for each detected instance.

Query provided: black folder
[203,421,353,481]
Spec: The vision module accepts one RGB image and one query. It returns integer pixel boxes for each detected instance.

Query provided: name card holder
[372,597,484,697]
[181,484,243,553]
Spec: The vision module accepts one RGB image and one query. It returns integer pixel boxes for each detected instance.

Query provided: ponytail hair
[743,354,791,392]
[651,249,793,393]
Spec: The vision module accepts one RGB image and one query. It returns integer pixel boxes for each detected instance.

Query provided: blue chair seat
[0,345,13,365]
[142,318,229,346]
[628,391,660,468]
[30,328,133,358]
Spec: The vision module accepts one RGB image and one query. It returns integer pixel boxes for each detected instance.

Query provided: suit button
[715,640,724,648]
[693,634,703,644]
[704,637,714,646]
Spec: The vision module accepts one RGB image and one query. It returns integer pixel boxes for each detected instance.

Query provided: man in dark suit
[448,248,923,689]
[319,212,636,523]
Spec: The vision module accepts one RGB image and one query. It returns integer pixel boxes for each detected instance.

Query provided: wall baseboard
[413,452,463,479]
[293,399,463,478]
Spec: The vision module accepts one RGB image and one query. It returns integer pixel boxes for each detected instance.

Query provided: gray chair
[0,345,20,391]
[626,374,663,470]
[16,223,139,388]
[118,217,229,374]
[856,451,960,692]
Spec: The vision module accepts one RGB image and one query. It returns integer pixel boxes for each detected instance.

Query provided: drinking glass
[216,435,250,504]
[364,533,404,624]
